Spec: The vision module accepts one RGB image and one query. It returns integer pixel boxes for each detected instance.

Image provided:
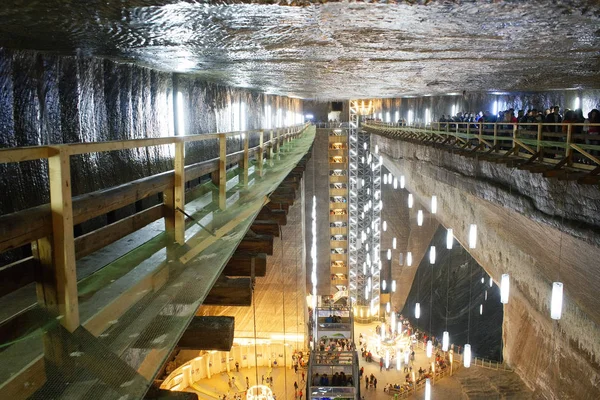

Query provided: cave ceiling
[0,1,599,100]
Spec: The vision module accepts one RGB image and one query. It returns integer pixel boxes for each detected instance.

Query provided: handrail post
[537,123,543,157]
[258,130,264,176]
[174,141,185,244]
[37,148,79,332]
[493,123,498,148]
[513,125,519,157]
[213,133,227,210]
[241,132,250,185]
[566,123,573,165]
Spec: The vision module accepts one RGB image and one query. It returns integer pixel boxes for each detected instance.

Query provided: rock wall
[372,133,600,399]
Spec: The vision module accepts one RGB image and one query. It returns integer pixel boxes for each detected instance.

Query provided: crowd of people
[311,371,354,387]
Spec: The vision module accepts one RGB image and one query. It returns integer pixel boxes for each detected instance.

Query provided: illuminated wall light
[406,252,413,266]
[493,100,498,116]
[375,144,379,154]
[431,195,438,214]
[417,210,423,226]
[392,237,397,249]
[386,249,391,260]
[385,111,390,123]
[365,287,369,300]
[391,280,396,292]
[385,350,390,369]
[383,174,388,185]
[464,344,472,368]
[446,228,453,249]
[396,350,402,370]
[400,176,405,189]
[551,282,563,320]
[383,221,387,231]
[425,379,431,400]
[429,246,436,264]
[395,110,400,124]
[469,224,477,249]
[408,194,414,208]
[407,110,414,125]
[489,277,493,287]
[382,280,387,291]
[393,178,398,189]
[573,97,581,110]
[500,273,510,304]
[480,304,483,315]
[363,142,368,150]
[426,340,433,358]
[481,277,484,284]
[386,302,391,313]
[415,302,421,319]
[363,263,367,275]
[442,331,449,352]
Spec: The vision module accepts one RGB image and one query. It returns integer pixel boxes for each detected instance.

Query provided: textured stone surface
[373,133,600,399]
[0,2,599,99]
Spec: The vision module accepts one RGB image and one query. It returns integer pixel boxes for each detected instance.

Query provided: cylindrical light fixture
[480,304,483,315]
[383,174,388,185]
[425,379,431,400]
[417,210,423,226]
[386,302,391,313]
[464,344,472,368]
[415,302,421,319]
[551,282,563,320]
[406,252,413,266]
[489,277,493,287]
[400,176,405,189]
[408,193,413,208]
[387,249,391,260]
[393,178,398,189]
[431,195,438,214]
[382,279,387,291]
[442,331,449,352]
[375,144,379,154]
[392,237,397,249]
[391,280,396,292]
[446,228,453,249]
[365,287,369,300]
[426,340,433,358]
[429,246,436,264]
[469,224,477,249]
[500,273,510,304]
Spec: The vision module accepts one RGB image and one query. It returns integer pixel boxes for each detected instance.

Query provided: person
[298,389,303,400]
[228,377,232,388]
[374,377,378,389]
[294,381,298,391]
[246,377,250,389]
[545,106,562,133]
[294,364,298,373]
[262,375,265,384]
[232,376,236,386]
[235,361,240,372]
[379,358,383,372]
[301,371,305,382]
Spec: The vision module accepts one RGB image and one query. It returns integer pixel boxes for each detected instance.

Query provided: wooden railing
[0,123,309,332]
[364,121,600,178]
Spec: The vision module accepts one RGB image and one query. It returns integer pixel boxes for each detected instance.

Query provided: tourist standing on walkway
[298,390,303,400]
[301,371,305,382]
[246,377,249,389]
[235,361,239,372]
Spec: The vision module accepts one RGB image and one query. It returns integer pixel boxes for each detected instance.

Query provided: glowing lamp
[408,194,413,208]
[551,282,563,320]
[431,195,437,214]
[393,178,398,189]
[489,277,493,287]
[425,379,431,400]
[500,274,510,304]
[480,304,483,315]
[386,302,391,313]
[426,340,433,358]
[384,174,388,185]
[469,224,477,249]
[415,302,421,319]
[406,252,413,266]
[429,246,436,264]
[446,228,453,249]
[391,280,396,292]
[385,350,390,369]
[464,344,472,368]
[383,221,387,231]
[417,210,423,226]
[375,144,379,154]
[387,249,391,260]
[382,280,387,290]
[400,176,405,189]
[393,237,397,249]
[442,331,449,352]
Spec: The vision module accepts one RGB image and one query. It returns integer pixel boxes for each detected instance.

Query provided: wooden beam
[256,207,287,226]
[204,277,252,306]
[74,204,164,260]
[47,149,79,331]
[216,133,227,210]
[177,316,234,351]
[223,253,267,277]
[250,221,280,237]
[237,234,274,256]
[174,142,185,244]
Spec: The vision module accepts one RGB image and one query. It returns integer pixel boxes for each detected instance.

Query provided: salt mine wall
[373,133,600,399]
[400,225,504,362]
[0,47,301,263]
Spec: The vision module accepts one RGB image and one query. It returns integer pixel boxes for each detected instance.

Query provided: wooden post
[269,130,275,158]
[214,133,227,210]
[493,123,498,147]
[241,132,250,185]
[258,130,264,176]
[174,141,185,244]
[513,124,519,157]
[566,123,573,165]
[537,123,543,153]
[46,149,79,331]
